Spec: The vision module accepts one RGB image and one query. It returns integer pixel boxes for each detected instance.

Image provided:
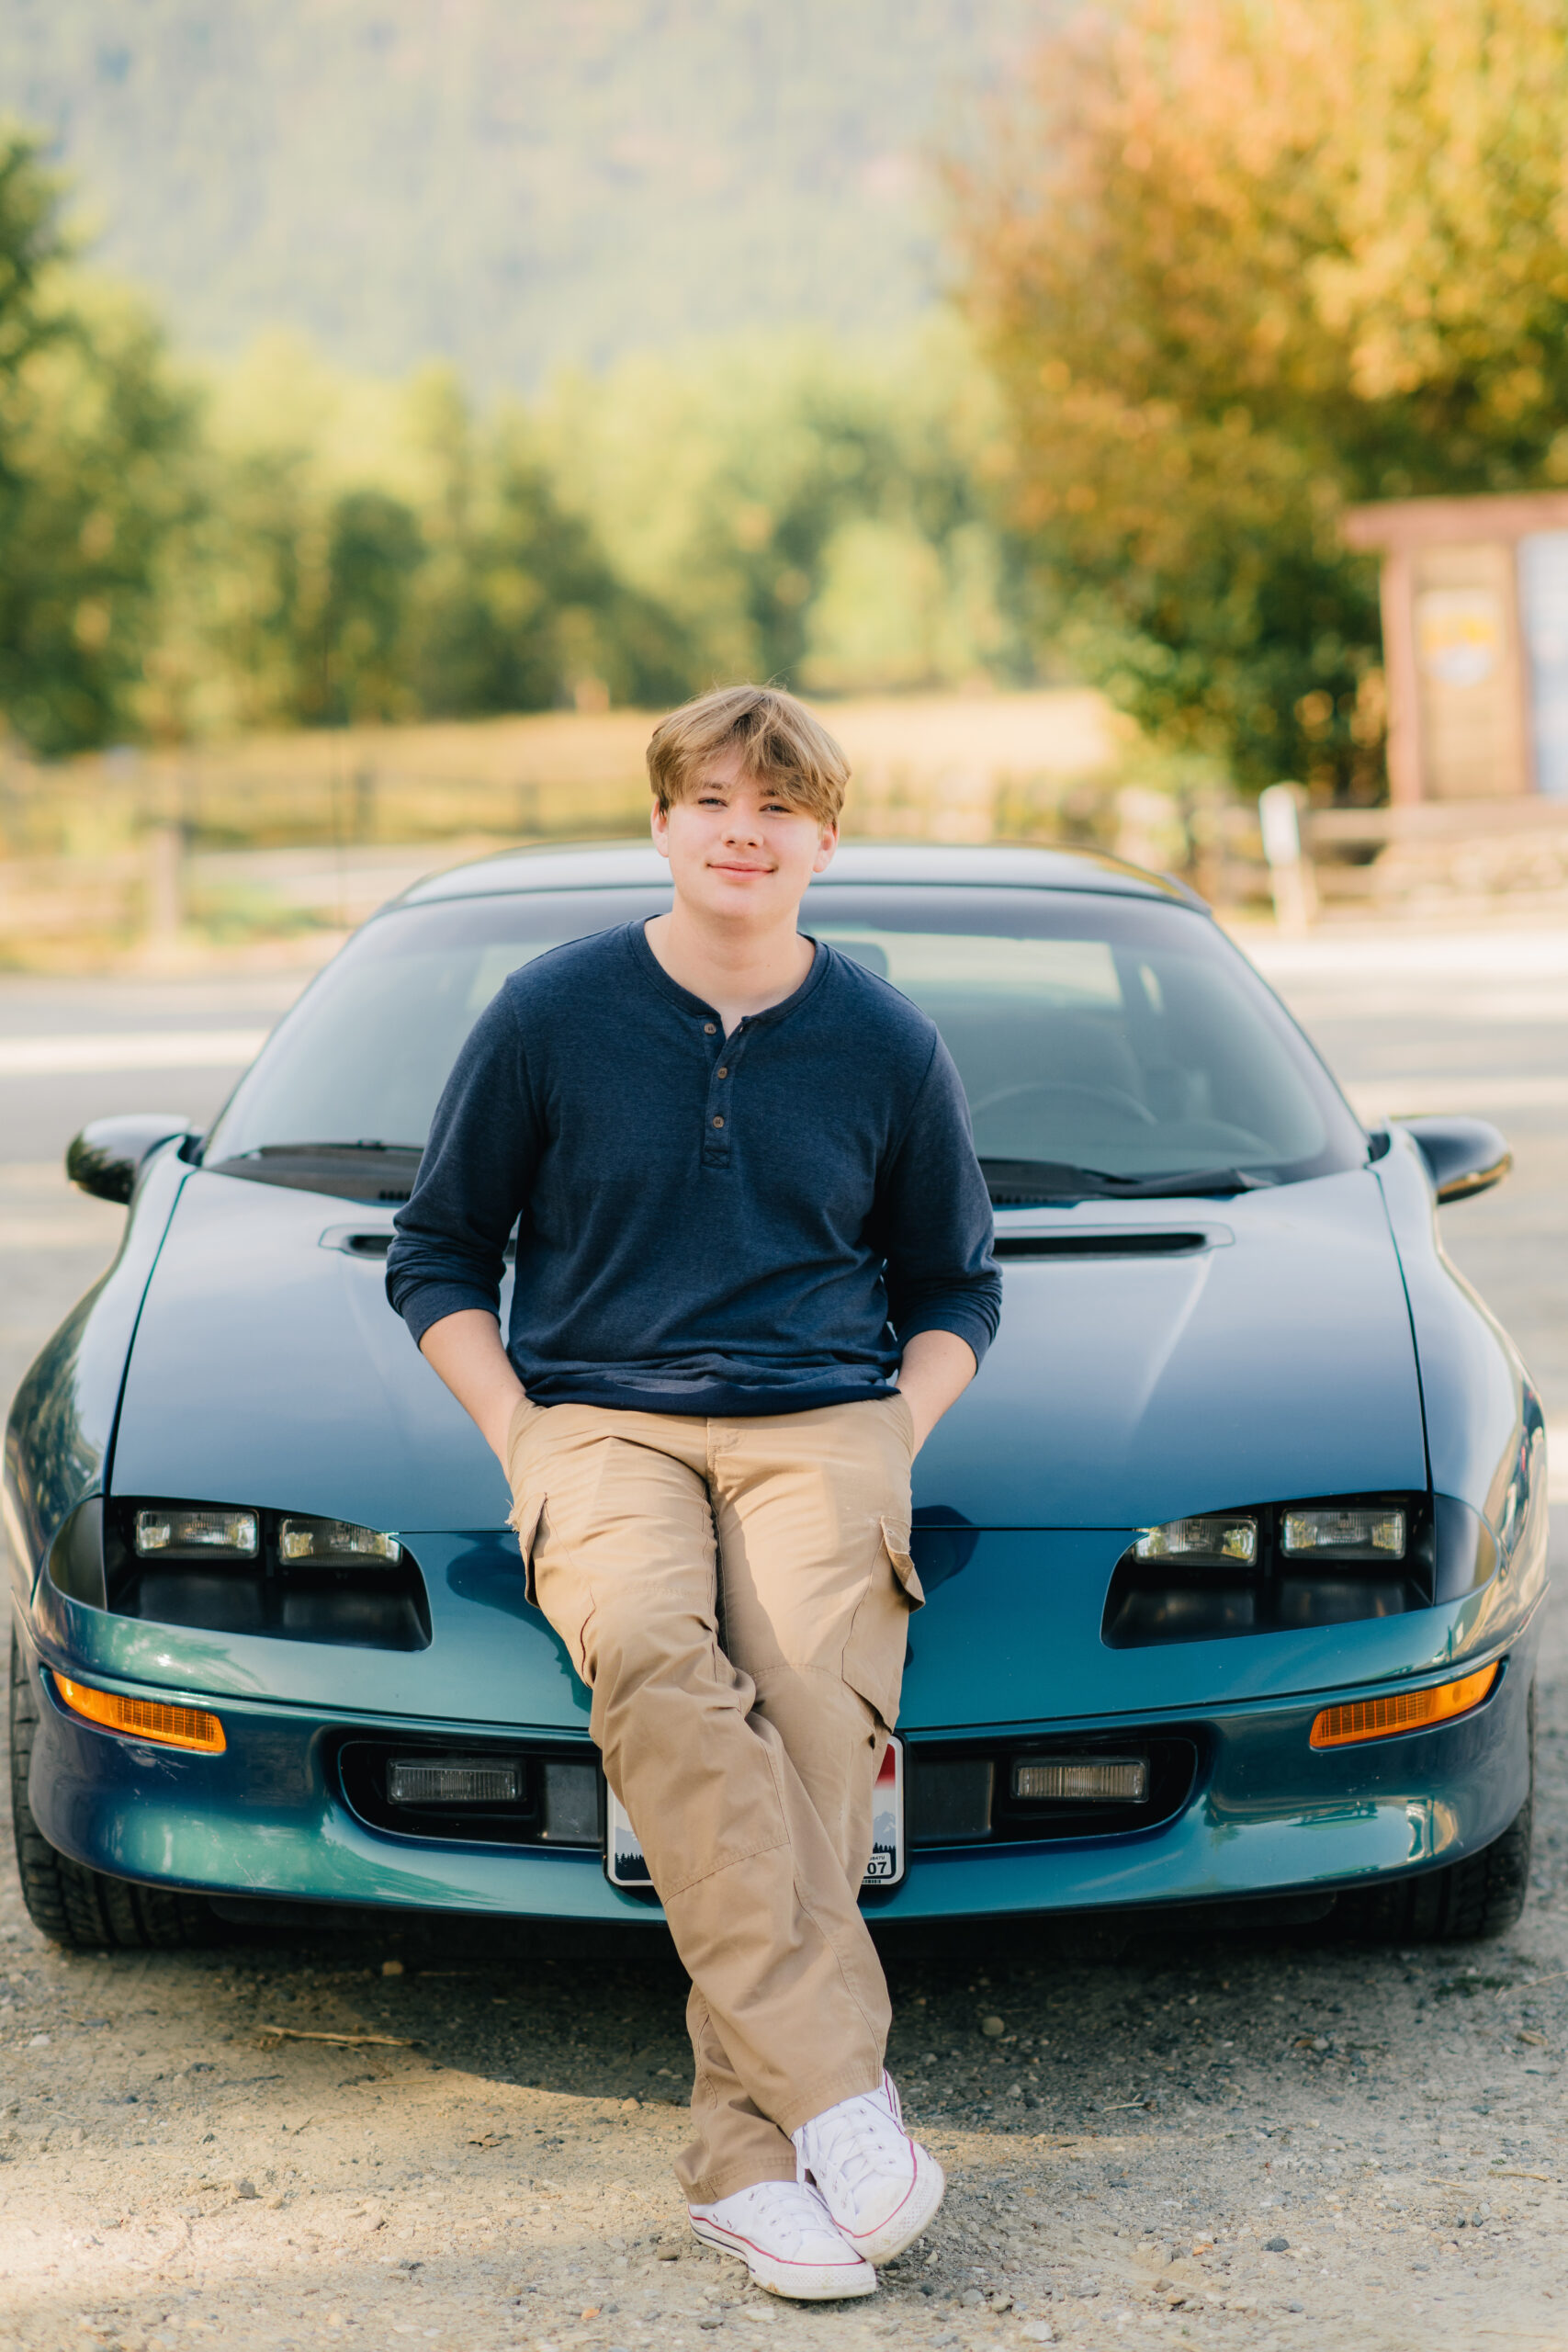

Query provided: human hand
[894,1329,978,1453]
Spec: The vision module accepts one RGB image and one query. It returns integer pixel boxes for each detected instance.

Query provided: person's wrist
[489,1384,527,1466]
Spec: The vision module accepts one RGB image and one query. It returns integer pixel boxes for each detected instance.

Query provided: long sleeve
[876,1035,1001,1366]
[385,987,539,1347]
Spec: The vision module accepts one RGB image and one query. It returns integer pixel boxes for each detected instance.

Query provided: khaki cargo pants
[505,1391,922,2203]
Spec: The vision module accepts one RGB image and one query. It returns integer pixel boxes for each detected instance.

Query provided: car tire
[9,1623,222,1951]
[1335,1685,1535,1945]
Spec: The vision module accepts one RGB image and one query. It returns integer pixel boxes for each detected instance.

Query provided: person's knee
[588,1595,727,1711]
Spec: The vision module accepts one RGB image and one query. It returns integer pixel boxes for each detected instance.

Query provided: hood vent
[994,1230,1209,1261]
[320,1226,516,1263]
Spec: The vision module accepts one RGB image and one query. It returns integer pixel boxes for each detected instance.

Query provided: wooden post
[1379,547,1422,807]
[1258,784,1317,930]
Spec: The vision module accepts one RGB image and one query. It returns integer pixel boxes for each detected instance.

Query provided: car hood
[111,1170,514,1532]
[917,1169,1427,1525]
[108,1166,1427,1533]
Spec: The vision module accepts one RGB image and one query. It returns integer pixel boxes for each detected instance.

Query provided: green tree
[316,488,424,725]
[0,134,194,754]
[537,324,1034,700]
[952,0,1568,795]
[408,378,691,717]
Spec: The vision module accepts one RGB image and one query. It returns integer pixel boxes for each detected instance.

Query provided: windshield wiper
[981,1157,1276,1202]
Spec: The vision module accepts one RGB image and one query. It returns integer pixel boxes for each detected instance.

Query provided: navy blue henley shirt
[385,920,1000,1414]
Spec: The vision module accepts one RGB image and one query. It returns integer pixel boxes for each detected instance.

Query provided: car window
[204,881,1366,1189]
[812,920,1336,1176]
[203,888,671,1164]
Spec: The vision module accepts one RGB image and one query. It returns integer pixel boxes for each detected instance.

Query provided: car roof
[395,840,1208,910]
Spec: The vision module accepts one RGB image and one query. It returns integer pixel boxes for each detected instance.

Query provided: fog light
[57,1675,226,1753]
[279,1517,400,1564]
[1012,1757,1149,1804]
[1134,1516,1257,1566]
[387,1757,520,1806]
[134,1506,257,1559]
[1283,1507,1405,1559]
[1310,1661,1498,1749]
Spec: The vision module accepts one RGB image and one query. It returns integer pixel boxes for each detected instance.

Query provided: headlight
[1108,1493,1427,1650]
[1282,1506,1405,1559]
[279,1517,401,1565]
[1134,1514,1258,1566]
[133,1506,258,1560]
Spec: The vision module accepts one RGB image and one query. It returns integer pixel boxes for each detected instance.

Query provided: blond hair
[646,684,850,827]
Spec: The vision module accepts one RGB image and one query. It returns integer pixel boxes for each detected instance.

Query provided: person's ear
[812,820,840,876]
[650,800,671,861]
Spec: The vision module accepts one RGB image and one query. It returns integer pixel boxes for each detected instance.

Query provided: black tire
[9,1620,222,1950]
[1335,1685,1535,1945]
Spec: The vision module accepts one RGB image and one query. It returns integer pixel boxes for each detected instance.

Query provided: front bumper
[20,1609,1539,1927]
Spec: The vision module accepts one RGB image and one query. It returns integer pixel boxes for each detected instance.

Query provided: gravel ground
[5,927,1568,2352]
[4,1686,1568,2352]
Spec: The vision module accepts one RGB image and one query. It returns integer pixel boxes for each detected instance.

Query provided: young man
[386,684,999,2301]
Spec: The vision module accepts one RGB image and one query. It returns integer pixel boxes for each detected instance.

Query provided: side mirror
[1396,1114,1512,1204]
[66,1114,194,1205]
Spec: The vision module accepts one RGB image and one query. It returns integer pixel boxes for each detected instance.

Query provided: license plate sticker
[604,1736,905,1894]
[863,1735,906,1885]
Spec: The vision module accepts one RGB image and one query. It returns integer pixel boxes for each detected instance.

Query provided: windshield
[204,881,1367,1194]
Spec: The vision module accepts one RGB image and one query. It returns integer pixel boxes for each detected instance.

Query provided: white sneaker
[792,2071,945,2266]
[687,2177,876,2301]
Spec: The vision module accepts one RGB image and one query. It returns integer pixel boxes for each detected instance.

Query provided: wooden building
[1343,491,1568,804]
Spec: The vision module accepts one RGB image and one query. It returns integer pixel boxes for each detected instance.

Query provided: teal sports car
[6,844,1546,1948]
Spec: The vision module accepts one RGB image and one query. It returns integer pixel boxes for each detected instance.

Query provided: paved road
[2,918,1566,2352]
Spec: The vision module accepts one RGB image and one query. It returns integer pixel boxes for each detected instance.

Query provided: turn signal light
[1309,1662,1498,1750]
[56,1675,226,1754]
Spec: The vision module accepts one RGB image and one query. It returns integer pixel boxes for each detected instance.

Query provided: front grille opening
[1103,1496,1432,1647]
[103,1501,431,1650]
[339,1738,601,1846]
[908,1736,1197,1847]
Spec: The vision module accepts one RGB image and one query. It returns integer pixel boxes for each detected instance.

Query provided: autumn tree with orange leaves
[953,0,1568,796]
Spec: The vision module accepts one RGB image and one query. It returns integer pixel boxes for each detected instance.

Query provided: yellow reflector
[56,1676,225,1754]
[1310,1662,1498,1750]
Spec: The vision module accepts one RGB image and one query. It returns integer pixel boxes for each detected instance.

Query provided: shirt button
[704,1023,716,1035]
[712,1115,725,1128]
[716,1066,728,1079]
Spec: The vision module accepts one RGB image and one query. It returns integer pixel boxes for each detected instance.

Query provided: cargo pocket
[842,1518,924,1735]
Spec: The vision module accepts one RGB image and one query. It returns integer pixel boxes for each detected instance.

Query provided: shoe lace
[733,2177,839,2253]
[803,2098,906,2200]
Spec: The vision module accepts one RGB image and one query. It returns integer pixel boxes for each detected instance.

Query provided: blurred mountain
[2,0,1043,387]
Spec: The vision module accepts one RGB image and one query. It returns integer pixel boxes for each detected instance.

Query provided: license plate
[605,1734,905,1894]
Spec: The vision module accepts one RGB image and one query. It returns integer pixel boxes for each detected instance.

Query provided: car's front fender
[1375,1125,1549,1632]
[3,1144,189,1613]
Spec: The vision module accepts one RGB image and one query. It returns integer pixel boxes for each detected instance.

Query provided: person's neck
[643,900,814,1036]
